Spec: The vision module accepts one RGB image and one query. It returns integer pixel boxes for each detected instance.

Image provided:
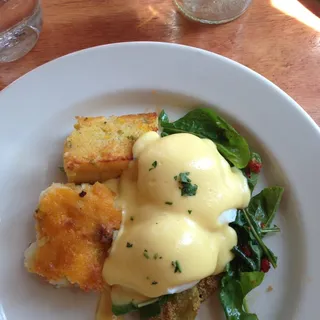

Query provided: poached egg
[102,132,250,299]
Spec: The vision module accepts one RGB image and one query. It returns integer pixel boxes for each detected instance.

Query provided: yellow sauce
[103,132,250,298]
[96,287,123,320]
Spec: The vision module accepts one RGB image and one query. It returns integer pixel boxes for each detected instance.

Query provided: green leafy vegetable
[231,246,257,271]
[112,303,135,316]
[239,272,265,297]
[241,208,278,268]
[140,301,162,319]
[243,152,262,192]
[158,110,169,125]
[139,295,169,319]
[247,187,284,231]
[260,226,280,235]
[221,187,283,319]
[231,187,283,269]
[220,272,265,320]
[159,108,250,169]
[230,239,263,273]
[112,294,170,318]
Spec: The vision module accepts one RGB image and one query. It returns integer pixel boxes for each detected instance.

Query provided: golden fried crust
[28,182,122,291]
[197,275,220,303]
[151,287,200,320]
[64,113,158,183]
[150,275,219,320]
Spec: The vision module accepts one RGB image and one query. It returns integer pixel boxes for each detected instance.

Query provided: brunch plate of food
[0,42,319,320]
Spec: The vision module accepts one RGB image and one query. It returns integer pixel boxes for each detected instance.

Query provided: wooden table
[1,0,319,124]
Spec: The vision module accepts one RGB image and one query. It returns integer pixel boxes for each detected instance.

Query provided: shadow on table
[0,0,296,90]
[40,3,218,59]
[2,2,219,70]
[0,0,227,90]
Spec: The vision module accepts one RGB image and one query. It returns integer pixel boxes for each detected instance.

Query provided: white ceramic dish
[0,42,319,320]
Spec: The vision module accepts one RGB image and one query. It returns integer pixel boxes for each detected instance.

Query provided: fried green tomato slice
[151,275,219,320]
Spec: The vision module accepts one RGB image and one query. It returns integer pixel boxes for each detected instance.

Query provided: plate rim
[1,41,320,136]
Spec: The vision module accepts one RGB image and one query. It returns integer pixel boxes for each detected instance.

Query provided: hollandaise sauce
[96,287,124,320]
[102,132,250,299]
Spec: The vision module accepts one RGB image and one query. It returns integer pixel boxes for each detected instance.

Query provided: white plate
[0,42,319,320]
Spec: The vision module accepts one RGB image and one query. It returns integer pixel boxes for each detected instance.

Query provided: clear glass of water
[0,0,42,63]
[173,0,252,24]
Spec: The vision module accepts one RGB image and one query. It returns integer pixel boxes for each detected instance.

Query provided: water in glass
[0,0,42,63]
[174,0,252,24]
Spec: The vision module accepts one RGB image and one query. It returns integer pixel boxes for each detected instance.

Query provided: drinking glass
[173,0,252,24]
[0,0,42,63]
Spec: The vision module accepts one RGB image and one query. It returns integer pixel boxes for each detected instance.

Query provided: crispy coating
[197,275,220,303]
[151,287,200,320]
[151,275,219,320]
[25,182,121,291]
[64,113,158,183]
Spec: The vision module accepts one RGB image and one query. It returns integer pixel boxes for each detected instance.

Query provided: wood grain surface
[0,0,319,124]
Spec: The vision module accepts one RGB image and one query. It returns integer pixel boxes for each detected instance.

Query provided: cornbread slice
[64,113,158,183]
[24,182,122,292]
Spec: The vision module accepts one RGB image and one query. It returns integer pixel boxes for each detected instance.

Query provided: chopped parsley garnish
[143,250,150,259]
[174,175,178,180]
[176,172,198,197]
[79,191,87,197]
[149,161,158,171]
[171,260,182,273]
[178,172,190,183]
[126,242,133,248]
[151,281,158,285]
[153,253,159,260]
[130,216,134,221]
[165,201,173,205]
[188,210,192,214]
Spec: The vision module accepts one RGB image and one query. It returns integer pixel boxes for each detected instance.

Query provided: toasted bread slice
[24,182,122,291]
[63,113,158,183]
